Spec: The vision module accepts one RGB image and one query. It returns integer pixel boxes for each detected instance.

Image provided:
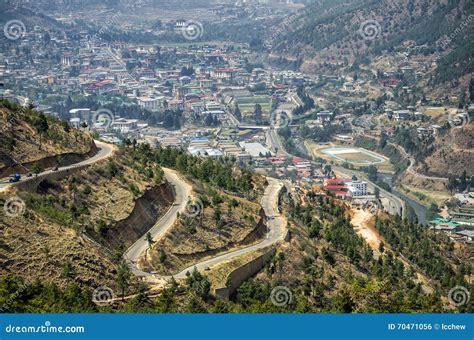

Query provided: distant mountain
[269,0,473,83]
[4,0,218,12]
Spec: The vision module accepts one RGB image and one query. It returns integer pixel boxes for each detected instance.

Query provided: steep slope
[0,144,173,289]
[421,124,474,177]
[270,0,473,83]
[0,100,96,178]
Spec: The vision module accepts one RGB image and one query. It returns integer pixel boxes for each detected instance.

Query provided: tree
[145,232,154,249]
[31,163,43,177]
[379,242,385,254]
[334,290,355,313]
[379,132,388,149]
[234,104,242,121]
[131,282,152,308]
[62,260,76,280]
[159,249,167,263]
[254,104,262,122]
[61,120,70,133]
[33,113,49,150]
[186,267,211,299]
[116,261,131,300]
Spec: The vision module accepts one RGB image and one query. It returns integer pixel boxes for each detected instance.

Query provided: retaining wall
[215,248,276,300]
[14,163,91,192]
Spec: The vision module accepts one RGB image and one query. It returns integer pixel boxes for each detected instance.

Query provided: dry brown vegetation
[142,184,266,275]
[421,124,474,177]
[0,148,170,288]
[0,105,94,174]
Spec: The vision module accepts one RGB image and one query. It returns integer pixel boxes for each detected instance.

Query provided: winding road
[124,176,285,280]
[172,177,285,279]
[2,136,286,281]
[124,168,191,277]
[0,140,114,192]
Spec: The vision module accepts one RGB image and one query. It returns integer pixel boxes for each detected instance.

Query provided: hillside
[269,0,473,85]
[3,182,472,313]
[141,184,266,275]
[0,100,96,178]
[421,124,474,177]
[0,142,173,289]
[0,123,270,310]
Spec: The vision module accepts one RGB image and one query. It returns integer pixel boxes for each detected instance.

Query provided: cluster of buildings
[2,20,317,133]
[323,178,369,199]
[429,192,474,243]
[267,155,313,181]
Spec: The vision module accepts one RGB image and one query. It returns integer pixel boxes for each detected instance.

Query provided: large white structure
[239,142,272,158]
[347,180,368,196]
[111,118,138,133]
[69,108,91,122]
[137,97,161,110]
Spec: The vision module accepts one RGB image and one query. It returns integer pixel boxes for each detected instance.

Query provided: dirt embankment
[422,126,474,177]
[350,209,385,257]
[143,201,267,276]
[0,140,98,178]
[350,209,434,293]
[87,182,174,250]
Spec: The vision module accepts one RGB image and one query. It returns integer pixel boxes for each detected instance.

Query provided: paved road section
[124,168,191,277]
[0,140,114,192]
[171,178,285,279]
[125,176,285,279]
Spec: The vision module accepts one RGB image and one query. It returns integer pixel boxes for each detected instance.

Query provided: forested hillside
[270,0,473,84]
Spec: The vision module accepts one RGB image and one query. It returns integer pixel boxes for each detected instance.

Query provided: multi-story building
[111,118,138,133]
[347,180,368,196]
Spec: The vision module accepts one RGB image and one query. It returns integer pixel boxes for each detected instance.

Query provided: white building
[205,101,222,112]
[347,180,368,196]
[316,111,334,123]
[188,146,223,159]
[111,118,138,133]
[239,142,272,158]
[137,97,161,110]
[69,108,91,122]
[69,118,81,128]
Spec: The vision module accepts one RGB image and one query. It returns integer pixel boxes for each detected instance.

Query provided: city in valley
[0,0,472,315]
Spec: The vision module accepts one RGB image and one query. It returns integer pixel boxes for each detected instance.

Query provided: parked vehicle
[8,173,21,183]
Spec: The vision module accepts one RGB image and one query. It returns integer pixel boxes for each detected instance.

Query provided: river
[378,172,429,225]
